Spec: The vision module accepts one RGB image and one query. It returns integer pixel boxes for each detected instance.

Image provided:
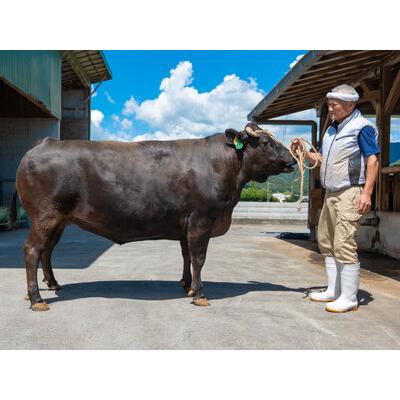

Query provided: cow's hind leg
[40,225,65,291]
[187,216,211,306]
[179,238,192,295]
[24,220,61,311]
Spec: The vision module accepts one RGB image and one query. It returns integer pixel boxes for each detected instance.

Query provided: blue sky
[90,50,316,143]
[90,50,400,144]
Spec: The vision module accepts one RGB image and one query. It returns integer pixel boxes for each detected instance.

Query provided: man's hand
[291,138,301,154]
[291,138,322,166]
[357,193,372,214]
[357,155,379,215]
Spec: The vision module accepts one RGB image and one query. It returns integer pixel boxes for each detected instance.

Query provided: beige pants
[318,186,363,264]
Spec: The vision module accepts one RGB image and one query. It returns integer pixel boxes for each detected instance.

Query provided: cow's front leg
[179,238,192,295]
[187,216,211,306]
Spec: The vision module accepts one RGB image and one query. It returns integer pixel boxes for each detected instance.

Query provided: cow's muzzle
[284,160,297,172]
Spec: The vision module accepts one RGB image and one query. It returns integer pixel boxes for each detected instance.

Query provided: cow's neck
[229,148,253,192]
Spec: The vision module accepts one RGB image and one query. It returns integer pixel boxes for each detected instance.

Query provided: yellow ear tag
[234,137,243,150]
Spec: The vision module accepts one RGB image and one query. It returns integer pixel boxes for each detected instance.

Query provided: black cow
[9,122,295,311]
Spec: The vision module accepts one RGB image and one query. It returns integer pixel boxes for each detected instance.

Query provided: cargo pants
[317,186,363,264]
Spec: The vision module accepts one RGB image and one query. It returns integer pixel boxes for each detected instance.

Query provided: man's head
[326,84,359,123]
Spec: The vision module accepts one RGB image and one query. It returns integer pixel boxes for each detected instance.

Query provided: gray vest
[320,109,379,192]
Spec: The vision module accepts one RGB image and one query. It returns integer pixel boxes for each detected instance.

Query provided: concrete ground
[0,223,400,349]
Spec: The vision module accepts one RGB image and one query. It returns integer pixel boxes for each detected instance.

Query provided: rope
[288,138,319,212]
[248,128,319,212]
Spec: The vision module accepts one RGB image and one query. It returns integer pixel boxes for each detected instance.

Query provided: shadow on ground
[277,236,400,283]
[45,280,307,304]
[43,279,373,307]
[306,285,374,307]
[0,226,113,269]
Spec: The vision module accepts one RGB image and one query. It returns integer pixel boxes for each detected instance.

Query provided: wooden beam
[64,51,91,88]
[349,52,398,88]
[381,165,400,174]
[377,65,392,211]
[302,54,388,79]
[360,80,378,112]
[383,51,400,67]
[384,69,400,115]
[283,71,375,98]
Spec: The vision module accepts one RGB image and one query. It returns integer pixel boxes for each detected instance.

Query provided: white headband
[326,92,359,102]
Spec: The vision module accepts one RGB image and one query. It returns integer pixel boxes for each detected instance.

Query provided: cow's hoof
[31,302,50,312]
[48,282,62,291]
[43,279,61,291]
[180,279,193,295]
[192,297,209,307]
[24,294,30,301]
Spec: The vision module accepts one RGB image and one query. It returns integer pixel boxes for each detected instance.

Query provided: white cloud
[121,118,133,130]
[123,60,265,141]
[91,109,104,128]
[111,114,120,124]
[91,109,132,141]
[289,54,305,69]
[391,117,400,142]
[122,95,139,116]
[104,91,115,104]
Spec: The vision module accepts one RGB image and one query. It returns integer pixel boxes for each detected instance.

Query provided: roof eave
[248,50,330,121]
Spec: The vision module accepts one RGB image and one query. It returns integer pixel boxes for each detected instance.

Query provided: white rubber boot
[326,263,360,313]
[310,257,341,302]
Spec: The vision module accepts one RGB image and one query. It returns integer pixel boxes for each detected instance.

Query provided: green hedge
[240,187,279,202]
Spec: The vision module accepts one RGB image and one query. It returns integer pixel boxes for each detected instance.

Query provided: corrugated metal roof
[0,51,62,119]
[248,50,400,121]
[62,50,112,88]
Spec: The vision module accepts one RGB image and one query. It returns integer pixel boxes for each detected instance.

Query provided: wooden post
[376,65,392,211]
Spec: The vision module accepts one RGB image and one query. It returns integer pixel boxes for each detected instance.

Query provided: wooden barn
[248,50,400,260]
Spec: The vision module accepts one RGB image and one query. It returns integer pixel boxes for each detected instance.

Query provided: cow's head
[225,123,296,182]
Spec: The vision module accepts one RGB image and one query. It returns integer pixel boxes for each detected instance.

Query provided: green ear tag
[234,137,243,150]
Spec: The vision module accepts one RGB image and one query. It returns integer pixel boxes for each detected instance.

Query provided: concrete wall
[358,212,400,260]
[0,118,59,204]
[60,88,90,140]
[233,201,308,224]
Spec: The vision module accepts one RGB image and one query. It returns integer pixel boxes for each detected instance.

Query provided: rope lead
[247,127,319,212]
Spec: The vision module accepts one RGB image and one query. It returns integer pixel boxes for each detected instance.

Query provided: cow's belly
[70,206,185,244]
[71,203,233,243]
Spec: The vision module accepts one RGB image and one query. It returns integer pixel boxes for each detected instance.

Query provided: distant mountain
[390,142,400,165]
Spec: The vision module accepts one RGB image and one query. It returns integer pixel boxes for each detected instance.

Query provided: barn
[248,50,400,260]
[0,50,112,226]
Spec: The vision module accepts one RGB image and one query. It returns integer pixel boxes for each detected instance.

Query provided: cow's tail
[7,190,18,230]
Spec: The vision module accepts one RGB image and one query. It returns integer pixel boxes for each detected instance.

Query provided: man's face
[327,99,356,122]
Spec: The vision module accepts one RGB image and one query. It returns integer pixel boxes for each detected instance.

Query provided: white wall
[358,211,400,260]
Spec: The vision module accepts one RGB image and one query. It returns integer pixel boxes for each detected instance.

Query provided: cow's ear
[225,128,239,145]
[225,128,247,150]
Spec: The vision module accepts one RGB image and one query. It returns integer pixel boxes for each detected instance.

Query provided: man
[291,84,380,313]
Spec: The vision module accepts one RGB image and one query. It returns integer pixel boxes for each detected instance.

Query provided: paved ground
[1,223,400,349]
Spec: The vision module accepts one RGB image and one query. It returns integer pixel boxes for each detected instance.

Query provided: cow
[9,122,296,311]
